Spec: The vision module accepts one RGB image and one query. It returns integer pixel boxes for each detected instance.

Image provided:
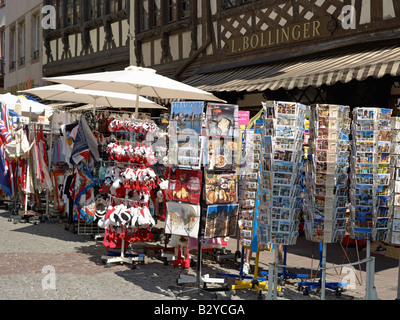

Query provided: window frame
[18,20,25,67]
[138,0,192,32]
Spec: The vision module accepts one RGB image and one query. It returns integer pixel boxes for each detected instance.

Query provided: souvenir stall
[301,104,352,296]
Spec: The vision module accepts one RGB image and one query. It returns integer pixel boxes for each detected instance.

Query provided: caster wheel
[131,264,137,270]
[230,289,237,296]
[257,292,264,300]
[163,261,169,266]
[297,286,303,291]
[303,288,309,296]
[105,263,112,268]
[335,288,342,297]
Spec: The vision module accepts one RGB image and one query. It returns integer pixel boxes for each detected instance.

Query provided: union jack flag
[0,103,13,198]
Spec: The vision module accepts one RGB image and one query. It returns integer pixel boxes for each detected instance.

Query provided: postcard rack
[389,117,400,245]
[167,102,242,299]
[257,101,305,247]
[304,104,351,244]
[216,111,273,298]
[349,107,393,242]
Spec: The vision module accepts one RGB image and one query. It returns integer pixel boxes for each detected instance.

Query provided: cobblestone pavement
[0,209,398,301]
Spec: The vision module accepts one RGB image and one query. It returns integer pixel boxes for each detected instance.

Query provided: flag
[70,116,99,165]
[0,104,13,198]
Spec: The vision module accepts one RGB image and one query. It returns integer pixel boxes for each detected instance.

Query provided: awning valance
[184,45,400,93]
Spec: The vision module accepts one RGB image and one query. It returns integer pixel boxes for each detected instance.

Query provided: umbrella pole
[93,97,97,116]
[135,88,140,118]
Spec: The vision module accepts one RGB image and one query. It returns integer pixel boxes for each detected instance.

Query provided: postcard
[276,102,297,115]
[205,172,237,205]
[206,103,239,136]
[168,135,204,169]
[170,101,204,135]
[206,136,238,170]
[165,202,201,238]
[167,168,202,204]
[204,204,239,238]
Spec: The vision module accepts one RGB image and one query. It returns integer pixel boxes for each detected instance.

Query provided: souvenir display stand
[167,102,239,299]
[258,102,308,286]
[98,117,162,268]
[389,117,400,299]
[252,101,305,297]
[216,110,267,285]
[348,107,392,299]
[8,122,53,225]
[390,117,400,245]
[349,107,392,242]
[219,113,277,299]
[301,104,352,297]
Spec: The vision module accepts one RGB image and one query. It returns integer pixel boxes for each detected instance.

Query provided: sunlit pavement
[0,209,398,300]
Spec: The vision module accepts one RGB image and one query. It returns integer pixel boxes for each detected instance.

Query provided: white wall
[4,0,44,93]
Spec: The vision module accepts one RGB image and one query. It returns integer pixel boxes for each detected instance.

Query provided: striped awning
[184,45,400,92]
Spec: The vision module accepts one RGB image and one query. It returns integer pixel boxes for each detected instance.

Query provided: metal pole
[366,240,371,300]
[273,246,279,300]
[397,255,400,300]
[267,262,273,300]
[321,242,327,300]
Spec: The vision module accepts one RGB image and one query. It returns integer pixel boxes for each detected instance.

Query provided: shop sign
[228,16,337,55]
[238,111,250,127]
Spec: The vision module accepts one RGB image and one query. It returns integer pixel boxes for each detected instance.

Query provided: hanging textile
[71,116,100,165]
[0,119,13,198]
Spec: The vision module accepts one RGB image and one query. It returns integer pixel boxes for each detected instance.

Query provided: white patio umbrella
[19,83,167,115]
[0,92,53,116]
[43,66,225,116]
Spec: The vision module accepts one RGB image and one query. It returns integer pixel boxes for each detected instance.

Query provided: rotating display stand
[301,104,352,296]
[167,102,241,299]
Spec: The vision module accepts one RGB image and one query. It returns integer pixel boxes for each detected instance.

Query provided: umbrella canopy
[43,66,225,105]
[0,93,53,115]
[19,84,167,110]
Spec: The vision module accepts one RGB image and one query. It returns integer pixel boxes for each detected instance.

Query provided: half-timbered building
[134,0,400,113]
